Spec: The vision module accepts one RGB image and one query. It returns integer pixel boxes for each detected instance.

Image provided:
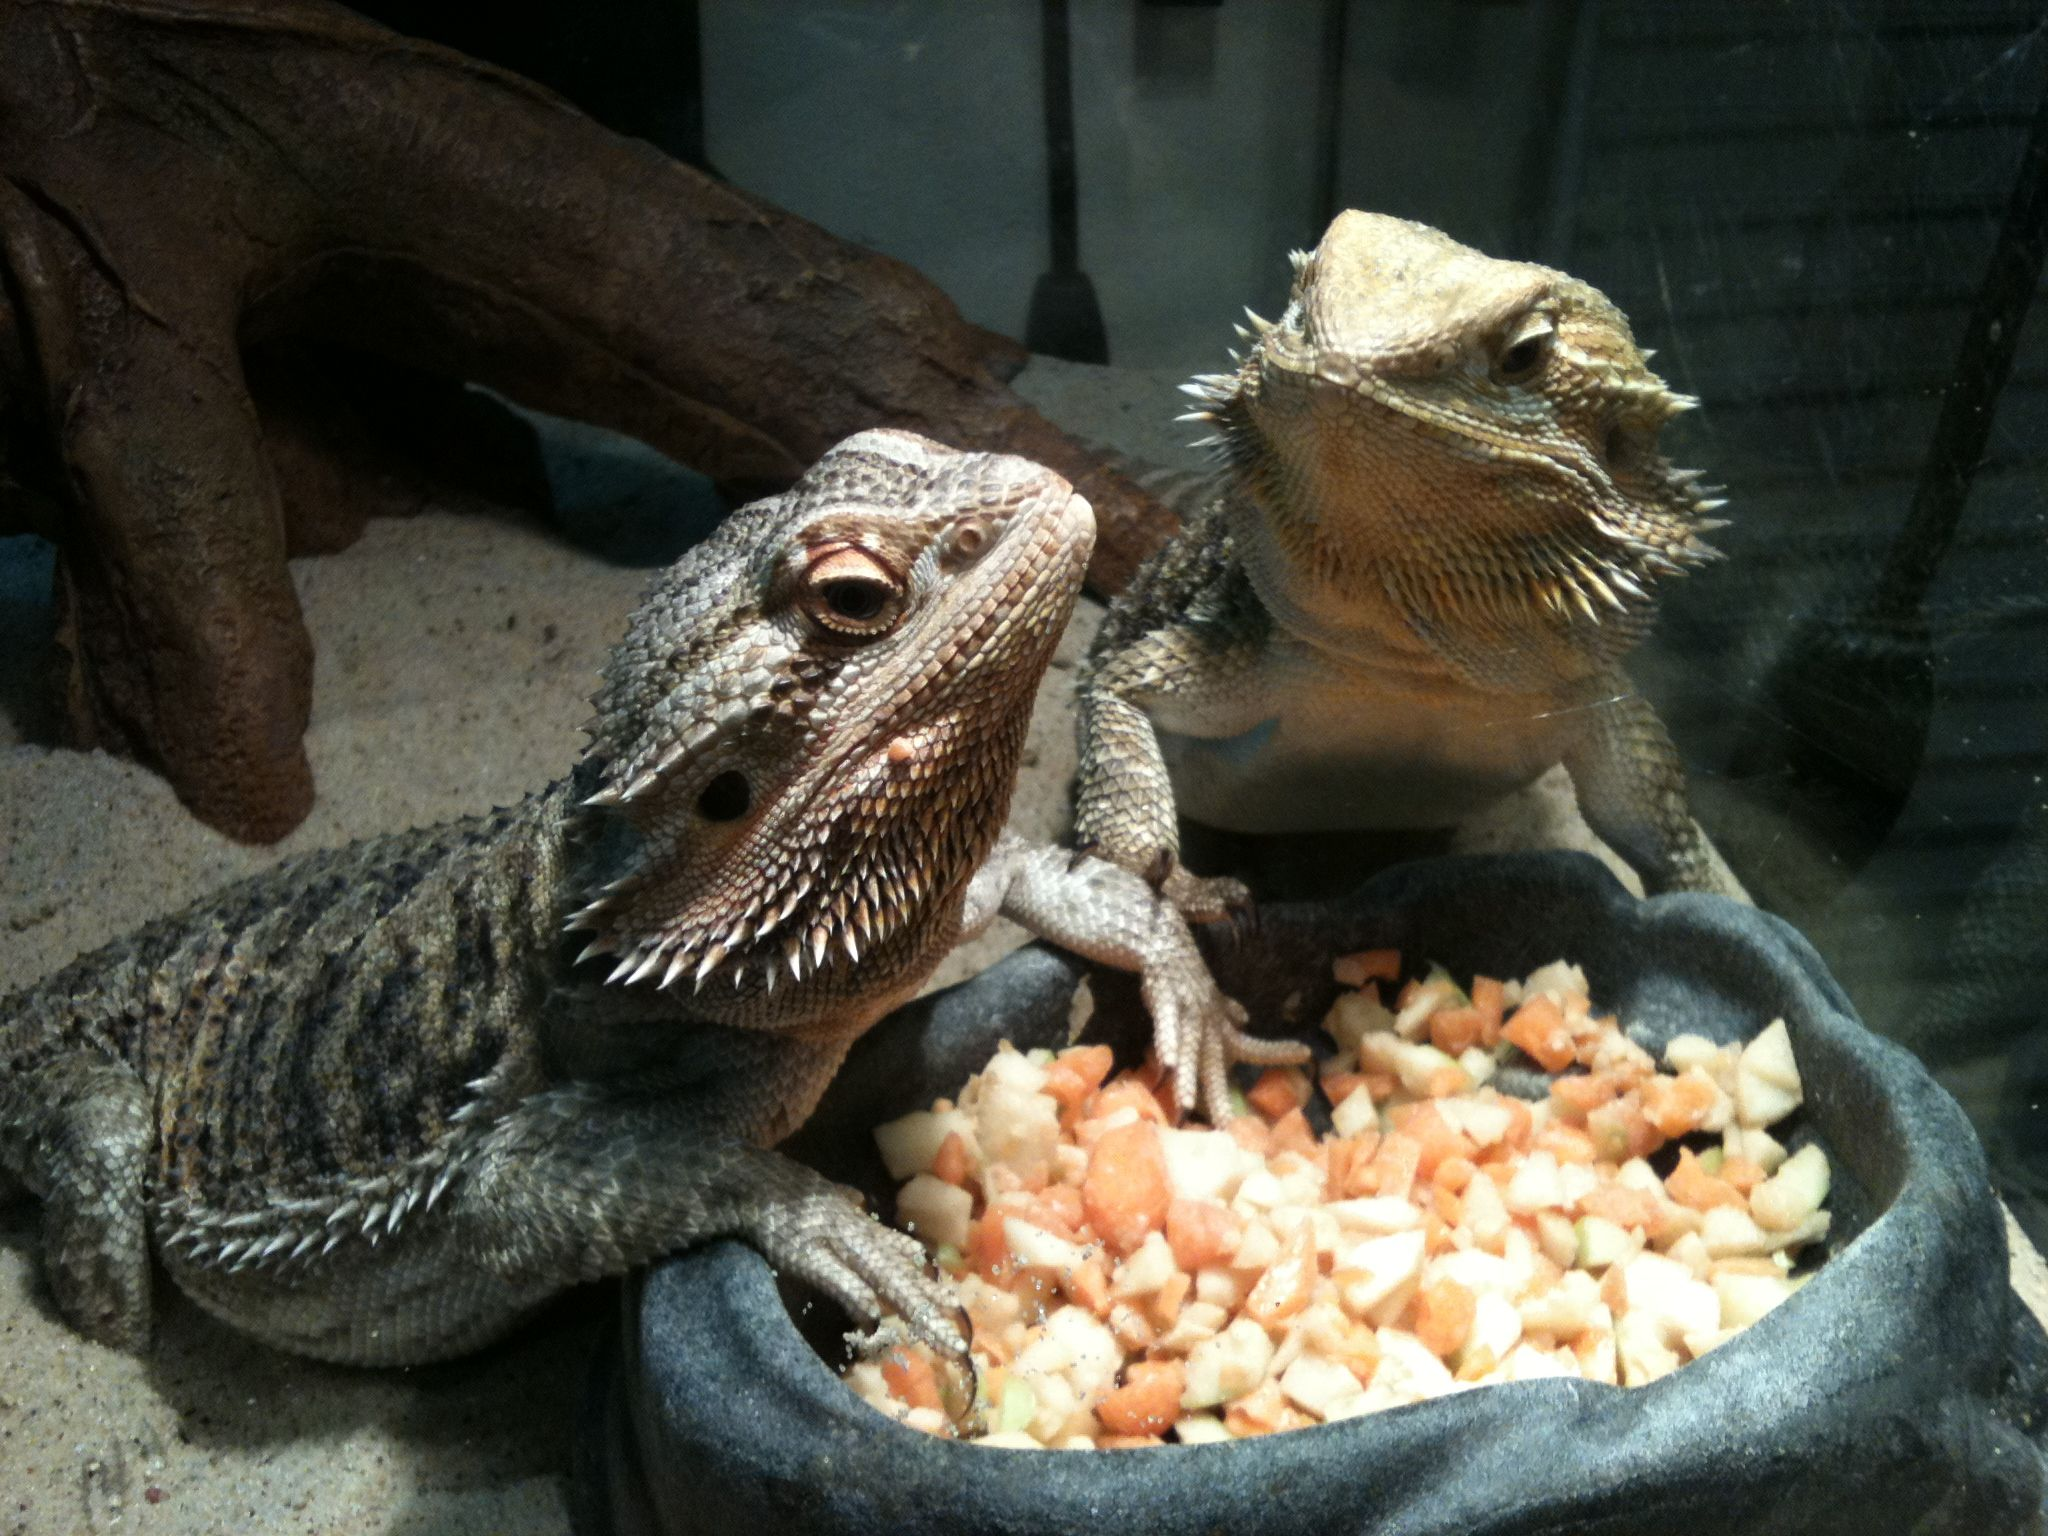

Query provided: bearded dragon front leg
[1560,676,1732,898]
[966,834,1307,1124]
[460,1031,967,1360]
[1072,550,1271,923]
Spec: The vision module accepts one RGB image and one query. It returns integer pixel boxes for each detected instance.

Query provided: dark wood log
[0,0,1171,841]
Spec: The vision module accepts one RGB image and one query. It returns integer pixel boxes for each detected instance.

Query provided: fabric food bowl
[578,852,2048,1536]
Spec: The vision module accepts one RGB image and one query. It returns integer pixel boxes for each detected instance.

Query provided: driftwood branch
[0,0,1171,840]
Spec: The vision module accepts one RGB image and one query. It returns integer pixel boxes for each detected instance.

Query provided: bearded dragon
[0,429,1289,1366]
[1073,211,1731,914]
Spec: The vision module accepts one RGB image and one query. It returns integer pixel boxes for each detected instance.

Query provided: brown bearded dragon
[0,429,1293,1367]
[1074,211,1732,915]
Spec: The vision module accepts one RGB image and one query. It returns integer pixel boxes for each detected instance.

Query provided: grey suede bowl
[577,852,2048,1535]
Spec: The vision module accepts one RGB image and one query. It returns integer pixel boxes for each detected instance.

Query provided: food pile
[844,952,1831,1448]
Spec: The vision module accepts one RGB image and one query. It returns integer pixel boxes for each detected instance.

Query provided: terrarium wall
[669,0,2048,1247]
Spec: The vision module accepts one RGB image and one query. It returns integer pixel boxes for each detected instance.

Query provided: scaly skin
[0,429,1280,1367]
[1074,211,1732,913]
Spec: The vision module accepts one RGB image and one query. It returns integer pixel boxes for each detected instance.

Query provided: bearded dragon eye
[800,545,904,636]
[822,579,890,622]
[1493,316,1555,385]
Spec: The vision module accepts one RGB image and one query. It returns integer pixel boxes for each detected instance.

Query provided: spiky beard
[563,720,1023,1004]
[1180,351,1726,638]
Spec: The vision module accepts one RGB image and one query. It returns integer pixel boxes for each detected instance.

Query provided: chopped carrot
[1149,1268,1191,1330]
[1586,1095,1664,1162]
[1533,1121,1599,1165]
[1334,948,1401,987]
[1641,1071,1721,1139]
[1389,1103,1478,1180]
[966,1211,1012,1282]
[1268,1106,1319,1158]
[1328,1322,1382,1387]
[1665,1147,1746,1212]
[1342,1157,1381,1198]
[1429,1005,1486,1057]
[1432,1154,1477,1193]
[1319,1069,1369,1107]
[1424,1064,1473,1099]
[930,1130,973,1188]
[1499,1095,1536,1154]
[881,1346,942,1412]
[1243,1225,1317,1326]
[1577,1182,1662,1229]
[1600,1261,1630,1313]
[1548,1070,1621,1122]
[1371,1133,1423,1201]
[1226,1115,1272,1156]
[1094,1359,1186,1435]
[1363,1070,1401,1103]
[1084,1076,1169,1128]
[1415,1277,1477,1358]
[1719,1155,1767,1195]
[1061,1255,1113,1316]
[1132,1055,1184,1124]
[1325,1135,1360,1194]
[1433,1187,1465,1229]
[1057,1043,1116,1095]
[1223,1379,1293,1437]
[1503,995,1575,1073]
[1247,1066,1313,1121]
[1033,1183,1085,1237]
[1043,1062,1093,1114]
[1082,1121,1171,1255]
[1470,975,1507,1044]
[1165,1198,1240,1271]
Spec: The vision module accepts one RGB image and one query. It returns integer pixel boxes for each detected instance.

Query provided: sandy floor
[1,359,2042,1534]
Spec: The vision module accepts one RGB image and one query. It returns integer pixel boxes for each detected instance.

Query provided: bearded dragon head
[565,429,1094,1011]
[1183,211,1724,672]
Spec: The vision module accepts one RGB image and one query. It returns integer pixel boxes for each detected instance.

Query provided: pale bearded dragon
[0,430,1292,1366]
[1074,211,1731,914]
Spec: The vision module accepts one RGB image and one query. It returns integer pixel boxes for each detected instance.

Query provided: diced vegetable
[846,954,1833,1448]
[873,1107,975,1182]
[897,1173,974,1251]
[1735,1019,1804,1129]
[1083,1121,1171,1255]
[1096,1360,1186,1436]
[1749,1143,1830,1231]
[1503,996,1575,1073]
[1278,1352,1369,1421]
[1181,1318,1276,1409]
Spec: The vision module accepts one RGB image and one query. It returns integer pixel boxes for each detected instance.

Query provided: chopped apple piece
[1735,1019,1804,1129]
[897,1173,973,1251]
[1750,1143,1831,1231]
[873,1107,975,1181]
[1182,1318,1276,1408]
